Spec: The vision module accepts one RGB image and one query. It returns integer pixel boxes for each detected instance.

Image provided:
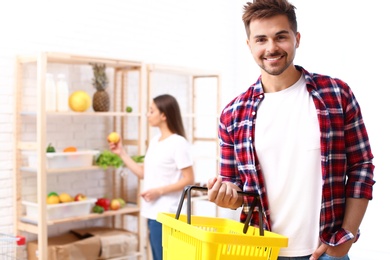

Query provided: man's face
[247,15,300,76]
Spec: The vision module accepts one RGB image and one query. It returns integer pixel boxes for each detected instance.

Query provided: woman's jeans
[148,219,163,260]
[278,254,349,260]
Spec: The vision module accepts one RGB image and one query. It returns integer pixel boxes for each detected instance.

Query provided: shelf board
[148,63,220,77]
[20,166,102,174]
[18,52,143,69]
[20,111,141,117]
[108,252,143,260]
[182,113,219,118]
[20,204,140,229]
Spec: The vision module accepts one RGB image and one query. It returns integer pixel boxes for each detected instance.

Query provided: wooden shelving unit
[13,52,147,260]
[13,53,222,260]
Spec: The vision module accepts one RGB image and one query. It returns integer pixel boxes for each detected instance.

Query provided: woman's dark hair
[153,94,186,138]
[243,0,297,38]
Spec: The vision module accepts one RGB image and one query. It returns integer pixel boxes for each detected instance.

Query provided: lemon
[108,132,120,143]
[69,91,91,112]
[59,193,74,203]
[47,195,60,204]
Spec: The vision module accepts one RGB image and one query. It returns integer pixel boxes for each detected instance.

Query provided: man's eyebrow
[253,30,290,39]
[275,30,290,35]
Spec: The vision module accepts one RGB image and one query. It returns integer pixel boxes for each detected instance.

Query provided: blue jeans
[278,254,349,260]
[148,219,162,260]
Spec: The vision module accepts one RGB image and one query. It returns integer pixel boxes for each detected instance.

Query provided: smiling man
[207,0,375,260]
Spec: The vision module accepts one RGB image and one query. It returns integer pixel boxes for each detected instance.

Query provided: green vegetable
[48,192,58,197]
[126,106,133,113]
[92,205,104,214]
[96,150,123,169]
[46,143,56,153]
[131,155,145,163]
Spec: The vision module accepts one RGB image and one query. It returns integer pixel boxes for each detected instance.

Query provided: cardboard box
[27,233,101,260]
[27,228,138,260]
[71,227,138,259]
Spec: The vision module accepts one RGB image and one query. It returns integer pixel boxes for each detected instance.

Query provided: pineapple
[91,63,110,112]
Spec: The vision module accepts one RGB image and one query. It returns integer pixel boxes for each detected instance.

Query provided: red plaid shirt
[219,66,375,246]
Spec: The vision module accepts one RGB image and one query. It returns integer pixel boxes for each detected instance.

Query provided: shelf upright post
[13,56,23,238]
[37,52,49,260]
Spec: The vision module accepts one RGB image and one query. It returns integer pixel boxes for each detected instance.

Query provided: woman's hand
[107,136,123,156]
[141,188,162,202]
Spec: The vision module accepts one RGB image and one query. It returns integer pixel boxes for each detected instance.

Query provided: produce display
[46,143,79,153]
[96,150,123,169]
[43,134,127,216]
[93,197,126,213]
[45,192,125,215]
[46,192,85,204]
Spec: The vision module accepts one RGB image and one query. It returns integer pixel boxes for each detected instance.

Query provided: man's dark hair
[242,0,297,38]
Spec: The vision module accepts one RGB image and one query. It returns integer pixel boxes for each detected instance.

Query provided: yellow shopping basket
[157,185,288,260]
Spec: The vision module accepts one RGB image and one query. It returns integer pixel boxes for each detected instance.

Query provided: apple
[74,193,87,201]
[117,198,126,208]
[110,199,121,210]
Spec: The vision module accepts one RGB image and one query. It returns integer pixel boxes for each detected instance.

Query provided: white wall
[0,0,388,258]
[234,0,389,258]
[0,0,240,251]
[293,3,389,258]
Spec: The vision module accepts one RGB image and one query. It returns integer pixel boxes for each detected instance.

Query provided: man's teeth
[267,57,280,61]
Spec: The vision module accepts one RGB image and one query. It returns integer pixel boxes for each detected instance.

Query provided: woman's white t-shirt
[141,133,193,220]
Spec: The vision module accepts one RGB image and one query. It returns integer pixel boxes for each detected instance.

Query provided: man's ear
[295,32,301,48]
[246,38,251,51]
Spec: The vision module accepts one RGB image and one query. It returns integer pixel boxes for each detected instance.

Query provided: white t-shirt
[255,75,322,256]
[141,133,193,220]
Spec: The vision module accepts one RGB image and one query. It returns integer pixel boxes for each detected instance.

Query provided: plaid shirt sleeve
[218,84,270,229]
[219,105,243,187]
[306,68,375,246]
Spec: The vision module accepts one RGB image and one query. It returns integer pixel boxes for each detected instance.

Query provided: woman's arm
[140,166,194,202]
[160,166,195,195]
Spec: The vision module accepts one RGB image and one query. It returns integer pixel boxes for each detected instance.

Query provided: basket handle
[175,185,264,236]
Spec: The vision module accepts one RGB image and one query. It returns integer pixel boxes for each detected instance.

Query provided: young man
[207,1,375,259]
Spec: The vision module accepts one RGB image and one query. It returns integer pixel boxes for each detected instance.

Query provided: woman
[108,94,195,260]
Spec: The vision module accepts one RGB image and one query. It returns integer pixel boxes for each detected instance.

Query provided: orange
[63,146,77,152]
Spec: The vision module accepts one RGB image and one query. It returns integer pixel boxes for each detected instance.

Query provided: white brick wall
[1,0,388,259]
[0,2,244,258]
